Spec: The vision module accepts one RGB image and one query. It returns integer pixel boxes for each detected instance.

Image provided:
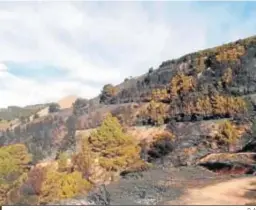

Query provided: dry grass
[127,125,167,144]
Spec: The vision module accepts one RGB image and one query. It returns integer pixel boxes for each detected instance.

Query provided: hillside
[0,104,50,121]
[1,35,256,205]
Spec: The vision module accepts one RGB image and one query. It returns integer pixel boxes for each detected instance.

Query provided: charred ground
[1,35,256,205]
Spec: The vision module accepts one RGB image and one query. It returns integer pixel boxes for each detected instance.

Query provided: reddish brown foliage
[25,167,47,195]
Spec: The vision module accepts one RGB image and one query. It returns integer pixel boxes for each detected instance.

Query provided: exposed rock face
[197,152,256,165]
[197,152,256,175]
[199,162,256,175]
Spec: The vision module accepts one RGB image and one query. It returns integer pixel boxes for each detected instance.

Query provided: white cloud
[0,2,255,107]
[0,70,99,107]
[0,63,7,72]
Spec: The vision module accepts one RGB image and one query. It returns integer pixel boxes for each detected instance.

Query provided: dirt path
[167,176,256,205]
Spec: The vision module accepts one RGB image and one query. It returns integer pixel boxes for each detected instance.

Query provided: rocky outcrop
[197,152,256,165]
[197,152,256,175]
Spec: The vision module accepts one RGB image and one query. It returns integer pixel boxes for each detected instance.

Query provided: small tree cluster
[196,38,249,63]
[87,113,141,172]
[100,84,118,102]
[168,94,247,121]
[140,100,167,126]
[210,94,246,117]
[182,94,246,117]
[215,44,245,62]
[151,88,169,102]
[195,96,212,116]
[170,73,196,98]
[72,98,89,116]
[0,144,31,181]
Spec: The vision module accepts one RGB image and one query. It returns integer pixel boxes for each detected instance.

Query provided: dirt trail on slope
[167,176,256,205]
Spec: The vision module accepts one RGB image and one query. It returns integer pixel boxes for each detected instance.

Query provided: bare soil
[166,176,256,205]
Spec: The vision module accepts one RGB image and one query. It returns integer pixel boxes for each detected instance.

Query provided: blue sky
[6,62,63,80]
[0,1,256,107]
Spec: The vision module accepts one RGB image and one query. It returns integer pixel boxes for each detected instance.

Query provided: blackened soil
[88,166,232,205]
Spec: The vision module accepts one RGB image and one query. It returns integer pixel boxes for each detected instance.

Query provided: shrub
[151,88,169,102]
[48,103,60,113]
[39,170,91,204]
[221,68,233,87]
[170,73,196,97]
[153,131,175,142]
[58,171,91,199]
[72,138,93,179]
[216,120,240,144]
[146,131,175,162]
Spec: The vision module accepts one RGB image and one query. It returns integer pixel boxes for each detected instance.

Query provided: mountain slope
[1,35,256,206]
[2,35,256,157]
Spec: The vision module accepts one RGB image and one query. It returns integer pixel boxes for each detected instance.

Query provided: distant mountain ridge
[0,104,51,121]
[0,95,78,121]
